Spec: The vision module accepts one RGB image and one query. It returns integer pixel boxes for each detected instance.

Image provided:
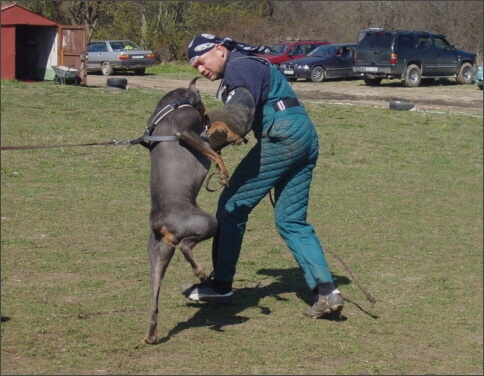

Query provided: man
[182,33,343,318]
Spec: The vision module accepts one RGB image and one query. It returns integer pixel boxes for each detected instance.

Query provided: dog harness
[131,98,197,149]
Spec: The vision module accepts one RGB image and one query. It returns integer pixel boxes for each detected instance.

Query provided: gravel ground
[86,74,483,116]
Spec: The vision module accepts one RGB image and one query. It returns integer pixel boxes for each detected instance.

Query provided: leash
[1,100,194,152]
[0,140,131,151]
[2,98,228,193]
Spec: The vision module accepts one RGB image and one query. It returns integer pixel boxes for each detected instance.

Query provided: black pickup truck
[353,29,476,87]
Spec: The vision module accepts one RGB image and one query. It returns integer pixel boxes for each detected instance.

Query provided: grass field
[1,77,482,375]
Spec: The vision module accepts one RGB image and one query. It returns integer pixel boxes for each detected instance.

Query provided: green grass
[146,61,195,79]
[1,78,482,375]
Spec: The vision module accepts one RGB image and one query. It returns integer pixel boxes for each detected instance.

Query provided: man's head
[187,34,228,81]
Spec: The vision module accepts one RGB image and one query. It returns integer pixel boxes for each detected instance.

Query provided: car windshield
[109,41,141,51]
[308,45,339,57]
[267,44,289,55]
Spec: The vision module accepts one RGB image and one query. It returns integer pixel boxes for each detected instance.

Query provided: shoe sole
[188,295,233,305]
[303,302,344,319]
[188,290,233,305]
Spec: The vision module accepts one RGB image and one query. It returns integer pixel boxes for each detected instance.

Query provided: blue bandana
[187,33,272,64]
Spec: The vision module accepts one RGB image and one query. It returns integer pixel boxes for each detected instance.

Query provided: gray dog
[141,78,232,344]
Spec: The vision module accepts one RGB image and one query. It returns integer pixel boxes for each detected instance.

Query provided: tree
[11,1,483,63]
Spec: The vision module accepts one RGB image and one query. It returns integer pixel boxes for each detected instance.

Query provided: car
[475,65,483,90]
[86,40,155,76]
[279,43,358,82]
[257,40,331,68]
[353,30,476,87]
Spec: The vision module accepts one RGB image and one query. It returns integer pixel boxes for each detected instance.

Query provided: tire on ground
[107,78,128,89]
[389,100,415,110]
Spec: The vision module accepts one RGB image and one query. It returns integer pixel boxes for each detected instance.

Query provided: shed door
[58,25,87,84]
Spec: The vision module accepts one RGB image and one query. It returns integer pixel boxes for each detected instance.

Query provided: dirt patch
[86,74,483,116]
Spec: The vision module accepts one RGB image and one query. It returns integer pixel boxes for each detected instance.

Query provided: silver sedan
[86,40,155,76]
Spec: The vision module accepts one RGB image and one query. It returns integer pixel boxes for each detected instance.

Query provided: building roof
[1,3,59,26]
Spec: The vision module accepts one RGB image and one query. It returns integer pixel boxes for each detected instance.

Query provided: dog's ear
[188,77,202,95]
[188,76,207,122]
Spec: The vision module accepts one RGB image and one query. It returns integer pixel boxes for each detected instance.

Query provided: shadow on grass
[155,267,377,344]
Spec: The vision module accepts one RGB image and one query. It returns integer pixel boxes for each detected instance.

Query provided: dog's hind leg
[143,231,175,345]
[177,211,218,282]
[178,238,208,282]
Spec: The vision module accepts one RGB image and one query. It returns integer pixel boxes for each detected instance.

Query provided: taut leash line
[0,140,131,151]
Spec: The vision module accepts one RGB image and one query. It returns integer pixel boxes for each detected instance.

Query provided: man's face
[190,45,226,81]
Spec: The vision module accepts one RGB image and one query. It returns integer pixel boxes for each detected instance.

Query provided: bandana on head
[187,33,273,64]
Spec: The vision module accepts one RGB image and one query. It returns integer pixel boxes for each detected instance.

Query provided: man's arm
[207,87,255,151]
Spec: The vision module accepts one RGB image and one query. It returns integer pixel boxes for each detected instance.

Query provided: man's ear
[215,44,227,58]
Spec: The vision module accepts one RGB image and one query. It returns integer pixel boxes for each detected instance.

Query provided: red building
[1,3,87,83]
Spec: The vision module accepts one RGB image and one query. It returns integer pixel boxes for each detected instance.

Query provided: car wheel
[478,85,483,90]
[101,62,113,76]
[403,64,421,87]
[456,62,474,84]
[107,78,128,89]
[134,68,146,75]
[363,77,382,86]
[310,66,325,82]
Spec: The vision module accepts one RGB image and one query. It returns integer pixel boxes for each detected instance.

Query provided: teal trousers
[212,108,333,291]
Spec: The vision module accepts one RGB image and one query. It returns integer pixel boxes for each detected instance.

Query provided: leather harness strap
[130,99,196,149]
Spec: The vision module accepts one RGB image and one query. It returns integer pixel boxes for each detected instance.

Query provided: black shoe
[304,290,344,319]
[181,281,233,305]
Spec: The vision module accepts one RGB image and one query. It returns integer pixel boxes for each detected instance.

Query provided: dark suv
[257,40,331,68]
[353,30,476,87]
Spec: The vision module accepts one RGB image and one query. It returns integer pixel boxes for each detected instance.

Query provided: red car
[257,40,331,67]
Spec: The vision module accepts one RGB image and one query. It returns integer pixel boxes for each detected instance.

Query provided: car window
[122,41,141,50]
[268,44,288,55]
[88,42,107,52]
[291,45,304,55]
[396,34,414,49]
[109,42,124,51]
[308,45,330,57]
[417,36,432,49]
[306,44,321,54]
[433,36,451,50]
[337,46,352,57]
[329,45,340,55]
[109,41,141,51]
[359,33,393,50]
